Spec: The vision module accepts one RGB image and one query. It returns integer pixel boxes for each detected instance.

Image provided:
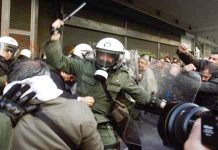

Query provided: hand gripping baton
[50,2,86,35]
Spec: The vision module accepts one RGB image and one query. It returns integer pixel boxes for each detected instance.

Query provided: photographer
[184,119,210,150]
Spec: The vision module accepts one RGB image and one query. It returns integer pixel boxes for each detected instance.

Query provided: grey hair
[8,60,50,83]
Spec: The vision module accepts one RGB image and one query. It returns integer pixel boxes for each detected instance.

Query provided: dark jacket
[177,50,218,109]
[177,49,210,71]
[50,69,78,99]
[195,72,218,109]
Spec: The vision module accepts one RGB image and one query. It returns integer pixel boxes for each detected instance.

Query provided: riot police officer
[45,19,163,149]
[0,36,19,95]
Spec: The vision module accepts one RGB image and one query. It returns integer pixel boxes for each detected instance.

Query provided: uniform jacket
[0,113,12,150]
[45,40,150,116]
[0,56,11,76]
[12,97,103,150]
[0,56,13,95]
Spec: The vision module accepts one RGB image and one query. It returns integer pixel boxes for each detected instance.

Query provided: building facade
[0,0,216,59]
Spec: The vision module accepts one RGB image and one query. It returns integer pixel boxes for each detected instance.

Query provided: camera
[157,101,218,150]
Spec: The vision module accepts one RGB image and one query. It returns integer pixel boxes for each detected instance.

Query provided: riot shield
[149,60,201,102]
[123,60,201,149]
[127,50,139,82]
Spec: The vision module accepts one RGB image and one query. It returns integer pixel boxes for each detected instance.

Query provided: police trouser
[97,123,120,150]
[94,112,120,150]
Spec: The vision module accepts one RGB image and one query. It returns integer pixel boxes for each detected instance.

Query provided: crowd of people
[0,19,217,150]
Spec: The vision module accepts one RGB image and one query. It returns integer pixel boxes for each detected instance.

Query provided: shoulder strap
[99,80,114,102]
[34,110,78,150]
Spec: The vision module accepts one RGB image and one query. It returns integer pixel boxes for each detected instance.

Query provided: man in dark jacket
[194,63,218,109]
[177,43,218,109]
[177,43,218,71]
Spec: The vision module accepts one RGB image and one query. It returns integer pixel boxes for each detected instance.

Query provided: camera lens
[158,102,208,149]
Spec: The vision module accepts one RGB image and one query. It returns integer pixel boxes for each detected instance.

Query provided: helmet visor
[0,43,18,54]
[96,49,119,69]
[81,50,94,59]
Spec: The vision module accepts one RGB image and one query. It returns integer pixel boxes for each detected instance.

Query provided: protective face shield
[94,38,124,81]
[73,43,94,59]
[0,36,18,60]
[95,50,120,69]
[123,49,131,64]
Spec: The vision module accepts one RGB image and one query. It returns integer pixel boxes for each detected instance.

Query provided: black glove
[150,96,163,107]
[0,84,39,127]
[142,94,167,115]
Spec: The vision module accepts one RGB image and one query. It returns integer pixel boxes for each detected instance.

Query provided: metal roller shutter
[63,25,125,54]
[9,0,31,50]
[10,0,31,30]
[127,37,158,59]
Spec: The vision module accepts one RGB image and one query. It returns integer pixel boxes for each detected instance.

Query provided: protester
[193,63,218,109]
[6,60,103,150]
[0,84,38,150]
[178,43,218,109]
[138,57,157,95]
[177,43,218,70]
[50,69,77,99]
[164,56,171,63]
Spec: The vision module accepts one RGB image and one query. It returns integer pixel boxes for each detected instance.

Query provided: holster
[111,100,129,123]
